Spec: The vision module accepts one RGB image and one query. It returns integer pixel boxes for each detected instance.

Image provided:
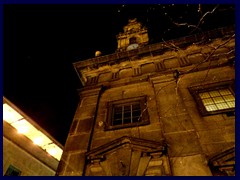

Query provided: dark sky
[3,4,235,145]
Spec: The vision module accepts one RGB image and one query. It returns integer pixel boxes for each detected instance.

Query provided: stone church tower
[56,19,235,176]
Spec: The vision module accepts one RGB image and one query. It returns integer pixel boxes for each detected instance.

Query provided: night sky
[3,4,235,145]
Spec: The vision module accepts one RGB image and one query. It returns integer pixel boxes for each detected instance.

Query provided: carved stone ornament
[85,136,171,176]
[208,146,235,176]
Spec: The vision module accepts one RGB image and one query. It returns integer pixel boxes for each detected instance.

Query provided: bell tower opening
[129,37,137,44]
[116,18,149,52]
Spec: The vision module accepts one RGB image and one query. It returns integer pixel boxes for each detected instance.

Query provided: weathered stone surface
[160,114,194,133]
[76,118,94,133]
[202,142,235,157]
[65,134,90,152]
[129,150,142,176]
[3,137,56,176]
[98,72,112,82]
[163,57,180,69]
[165,131,202,156]
[198,129,225,144]
[119,68,133,78]
[76,105,96,120]
[140,130,163,142]
[91,137,112,149]
[80,96,98,107]
[59,24,235,176]
[141,63,155,74]
[65,153,85,173]
[170,154,212,176]
[136,156,151,176]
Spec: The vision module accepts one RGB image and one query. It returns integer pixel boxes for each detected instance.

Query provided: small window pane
[124,105,131,111]
[124,112,131,118]
[132,117,140,122]
[213,97,225,103]
[219,89,231,95]
[227,101,235,108]
[205,105,218,111]
[199,92,210,99]
[223,95,235,101]
[202,98,214,105]
[124,118,131,124]
[209,91,220,97]
[216,103,229,110]
[114,106,122,113]
[114,113,122,120]
[132,104,141,110]
[113,119,122,125]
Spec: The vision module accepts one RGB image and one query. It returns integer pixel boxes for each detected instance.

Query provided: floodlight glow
[3,103,23,123]
[17,126,29,134]
[48,148,57,156]
[33,137,43,145]
[3,102,63,161]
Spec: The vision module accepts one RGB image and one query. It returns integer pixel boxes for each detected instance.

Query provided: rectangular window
[189,80,235,116]
[105,96,149,130]
[4,165,21,176]
[199,89,235,112]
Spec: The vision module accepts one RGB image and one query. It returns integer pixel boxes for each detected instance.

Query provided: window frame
[4,165,21,176]
[188,80,235,116]
[105,96,149,130]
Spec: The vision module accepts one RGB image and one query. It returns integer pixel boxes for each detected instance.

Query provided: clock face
[126,43,139,51]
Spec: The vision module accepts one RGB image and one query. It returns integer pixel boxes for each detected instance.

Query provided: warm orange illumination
[3,103,23,123]
[3,101,63,161]
[199,89,235,112]
[33,137,43,145]
[48,148,57,156]
[11,119,29,134]
[17,126,29,134]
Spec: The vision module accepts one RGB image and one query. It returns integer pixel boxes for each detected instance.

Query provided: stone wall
[3,137,56,176]
[58,27,235,176]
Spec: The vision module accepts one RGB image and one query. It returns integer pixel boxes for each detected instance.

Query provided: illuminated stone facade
[57,19,235,176]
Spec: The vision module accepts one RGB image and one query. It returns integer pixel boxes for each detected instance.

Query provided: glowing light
[17,126,28,134]
[48,148,57,156]
[33,137,43,145]
[3,103,23,124]
[3,101,63,161]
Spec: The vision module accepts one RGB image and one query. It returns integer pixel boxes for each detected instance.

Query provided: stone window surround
[188,80,235,116]
[105,96,149,130]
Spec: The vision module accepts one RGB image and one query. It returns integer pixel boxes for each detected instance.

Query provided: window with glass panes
[112,103,141,126]
[188,80,235,116]
[199,89,235,112]
[105,96,149,130]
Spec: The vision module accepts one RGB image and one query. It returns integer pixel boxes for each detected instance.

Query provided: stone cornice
[73,26,235,86]
[73,26,234,69]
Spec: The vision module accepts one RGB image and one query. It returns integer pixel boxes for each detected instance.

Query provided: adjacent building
[3,97,63,176]
[57,19,235,176]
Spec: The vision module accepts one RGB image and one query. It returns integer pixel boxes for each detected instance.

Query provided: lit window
[189,80,235,116]
[105,96,149,130]
[199,89,235,112]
